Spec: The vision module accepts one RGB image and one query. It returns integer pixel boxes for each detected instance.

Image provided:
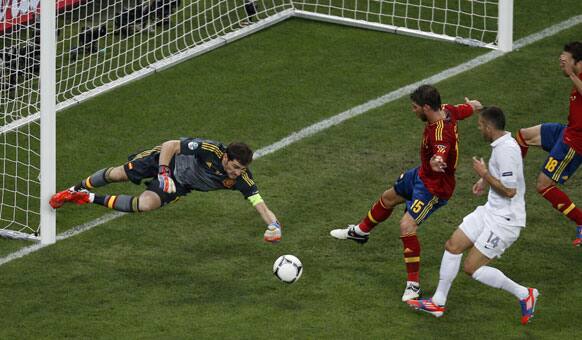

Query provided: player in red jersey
[516,41,582,246]
[330,84,482,301]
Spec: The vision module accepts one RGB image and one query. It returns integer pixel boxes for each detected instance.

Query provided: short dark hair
[226,142,253,166]
[564,41,582,63]
[480,106,506,130]
[410,84,442,111]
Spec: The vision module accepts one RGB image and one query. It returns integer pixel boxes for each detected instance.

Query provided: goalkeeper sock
[539,185,582,225]
[75,167,114,191]
[93,194,140,212]
[358,198,393,232]
[401,233,421,283]
[515,130,529,158]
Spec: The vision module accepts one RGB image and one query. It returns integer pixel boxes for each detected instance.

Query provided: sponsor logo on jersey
[188,141,199,150]
[502,171,513,177]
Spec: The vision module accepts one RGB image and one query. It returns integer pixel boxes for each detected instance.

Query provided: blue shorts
[393,167,447,225]
[540,123,582,184]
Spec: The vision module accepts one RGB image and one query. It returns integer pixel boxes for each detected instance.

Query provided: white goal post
[0,0,512,244]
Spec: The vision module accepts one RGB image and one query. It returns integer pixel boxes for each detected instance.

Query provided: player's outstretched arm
[254,201,281,243]
[464,97,483,112]
[448,98,482,120]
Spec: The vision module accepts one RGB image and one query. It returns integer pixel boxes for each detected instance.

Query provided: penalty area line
[1,14,581,267]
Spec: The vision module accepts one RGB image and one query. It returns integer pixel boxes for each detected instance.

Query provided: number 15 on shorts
[411,199,425,213]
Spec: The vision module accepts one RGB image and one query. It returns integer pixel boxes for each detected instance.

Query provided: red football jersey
[564,72,582,155]
[418,103,473,200]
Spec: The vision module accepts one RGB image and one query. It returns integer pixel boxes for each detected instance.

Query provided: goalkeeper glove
[158,165,176,193]
[264,221,281,243]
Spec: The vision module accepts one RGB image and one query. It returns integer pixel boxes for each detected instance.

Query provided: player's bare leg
[536,172,582,246]
[461,246,491,275]
[330,188,405,244]
[400,212,421,301]
[516,125,541,158]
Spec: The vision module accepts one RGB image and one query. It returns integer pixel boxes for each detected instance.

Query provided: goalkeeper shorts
[124,149,190,205]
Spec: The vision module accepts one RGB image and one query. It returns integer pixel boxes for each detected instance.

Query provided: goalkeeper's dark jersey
[173,138,258,198]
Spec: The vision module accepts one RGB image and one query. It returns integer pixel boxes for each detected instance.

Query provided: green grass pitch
[0,1,581,338]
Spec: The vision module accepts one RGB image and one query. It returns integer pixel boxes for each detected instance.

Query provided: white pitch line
[0,212,126,266]
[1,15,581,267]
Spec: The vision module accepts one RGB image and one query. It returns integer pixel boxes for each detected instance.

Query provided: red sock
[539,185,582,225]
[401,233,420,283]
[516,130,529,158]
[358,198,393,233]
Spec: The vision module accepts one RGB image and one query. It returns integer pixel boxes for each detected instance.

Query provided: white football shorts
[459,205,523,259]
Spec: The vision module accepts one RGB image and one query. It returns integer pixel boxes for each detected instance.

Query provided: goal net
[293,0,512,50]
[0,0,511,243]
[0,3,43,241]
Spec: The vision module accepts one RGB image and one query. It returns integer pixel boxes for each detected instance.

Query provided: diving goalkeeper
[50,138,282,243]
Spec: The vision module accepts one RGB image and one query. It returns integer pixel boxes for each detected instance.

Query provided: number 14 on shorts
[484,231,500,249]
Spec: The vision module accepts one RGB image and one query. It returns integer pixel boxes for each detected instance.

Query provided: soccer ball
[273,255,303,284]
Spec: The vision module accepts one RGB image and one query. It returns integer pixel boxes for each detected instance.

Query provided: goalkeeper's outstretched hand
[158,165,176,193]
[264,221,281,243]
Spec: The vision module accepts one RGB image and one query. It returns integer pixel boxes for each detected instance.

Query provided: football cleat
[401,281,421,302]
[49,187,91,209]
[519,288,539,325]
[406,298,445,318]
[329,224,369,244]
[573,226,582,247]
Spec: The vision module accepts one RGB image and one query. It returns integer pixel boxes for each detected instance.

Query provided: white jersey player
[406,106,539,325]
